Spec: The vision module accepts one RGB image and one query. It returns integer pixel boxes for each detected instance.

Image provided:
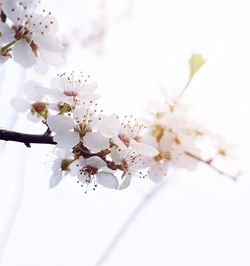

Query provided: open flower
[110,148,150,190]
[96,114,158,156]
[0,0,63,71]
[70,156,119,191]
[11,80,48,122]
[47,105,109,151]
[49,149,74,188]
[48,72,99,108]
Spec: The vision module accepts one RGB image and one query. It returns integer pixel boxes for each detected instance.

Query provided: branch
[0,129,56,147]
[185,151,240,181]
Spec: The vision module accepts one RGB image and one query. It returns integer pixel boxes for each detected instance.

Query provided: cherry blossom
[48,72,99,108]
[96,114,158,156]
[49,149,74,188]
[0,0,63,71]
[70,156,119,191]
[11,80,48,122]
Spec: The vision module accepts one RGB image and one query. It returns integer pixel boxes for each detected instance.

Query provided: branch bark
[0,129,56,147]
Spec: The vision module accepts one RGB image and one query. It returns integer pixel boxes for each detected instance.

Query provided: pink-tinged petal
[96,172,119,189]
[130,140,159,156]
[119,174,132,190]
[83,131,110,153]
[49,171,63,188]
[23,81,45,101]
[86,156,106,169]
[11,97,30,112]
[12,40,36,68]
[53,132,79,149]
[95,114,120,137]
[47,115,75,132]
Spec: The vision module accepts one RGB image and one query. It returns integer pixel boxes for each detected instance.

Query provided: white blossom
[0,0,63,71]
[96,114,158,156]
[70,156,119,191]
[49,149,73,188]
[48,72,99,107]
[11,80,48,122]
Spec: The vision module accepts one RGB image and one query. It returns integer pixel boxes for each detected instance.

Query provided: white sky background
[0,0,250,265]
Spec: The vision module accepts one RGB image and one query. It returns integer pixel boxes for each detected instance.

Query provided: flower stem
[1,40,17,53]
[185,151,240,181]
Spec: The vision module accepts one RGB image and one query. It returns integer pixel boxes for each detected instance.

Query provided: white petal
[26,111,42,123]
[148,163,167,182]
[12,40,36,68]
[40,49,64,66]
[0,55,9,64]
[50,76,64,89]
[96,172,119,189]
[119,174,132,190]
[110,148,122,164]
[130,140,159,156]
[2,1,21,24]
[85,156,106,168]
[33,57,49,74]
[54,132,79,149]
[34,34,62,53]
[78,82,98,95]
[95,114,120,137]
[32,14,59,34]
[69,159,81,176]
[112,135,127,150]
[83,131,110,153]
[0,21,15,44]
[11,97,30,112]
[49,171,63,188]
[47,115,75,132]
[23,81,45,101]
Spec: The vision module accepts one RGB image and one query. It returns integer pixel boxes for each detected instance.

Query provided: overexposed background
[0,0,249,265]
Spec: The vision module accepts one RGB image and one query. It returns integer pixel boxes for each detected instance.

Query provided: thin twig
[95,179,168,266]
[185,151,240,181]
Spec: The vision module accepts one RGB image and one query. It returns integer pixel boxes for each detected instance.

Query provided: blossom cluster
[0,0,62,73]
[11,65,239,192]
[11,71,161,191]
[2,0,238,192]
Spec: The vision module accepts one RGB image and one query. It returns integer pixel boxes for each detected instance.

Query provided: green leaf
[189,53,206,79]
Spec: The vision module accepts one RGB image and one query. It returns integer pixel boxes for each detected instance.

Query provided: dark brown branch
[0,129,56,147]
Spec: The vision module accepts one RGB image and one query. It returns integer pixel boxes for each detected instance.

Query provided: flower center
[13,25,38,55]
[120,159,128,171]
[85,166,98,176]
[118,133,130,146]
[64,90,78,97]
[32,102,47,113]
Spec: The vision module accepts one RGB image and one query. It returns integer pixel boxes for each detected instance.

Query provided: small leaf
[189,53,206,79]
